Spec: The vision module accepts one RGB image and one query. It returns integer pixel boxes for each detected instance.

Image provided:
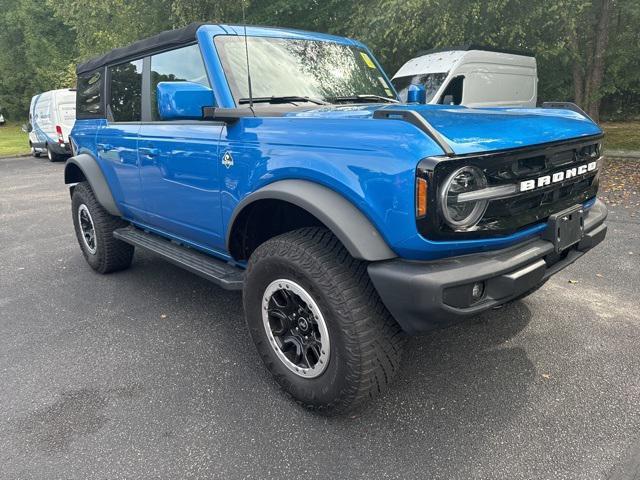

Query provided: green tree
[0,0,76,119]
[1,0,638,121]
[171,0,245,25]
[47,0,174,61]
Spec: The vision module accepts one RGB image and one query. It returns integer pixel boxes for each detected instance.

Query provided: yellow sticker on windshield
[360,52,376,68]
[384,88,394,97]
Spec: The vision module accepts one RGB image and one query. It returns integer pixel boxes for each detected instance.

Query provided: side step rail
[113,226,244,290]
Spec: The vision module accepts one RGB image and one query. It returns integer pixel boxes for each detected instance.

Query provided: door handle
[97,143,113,152]
[139,147,159,157]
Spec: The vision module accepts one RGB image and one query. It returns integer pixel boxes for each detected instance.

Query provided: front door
[138,123,225,250]
[137,44,225,251]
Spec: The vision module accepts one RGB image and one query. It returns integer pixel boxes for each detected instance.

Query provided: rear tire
[46,144,62,162]
[71,182,134,273]
[243,227,405,414]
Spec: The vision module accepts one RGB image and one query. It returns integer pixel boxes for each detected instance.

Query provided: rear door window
[77,71,103,118]
[109,59,143,122]
[150,45,209,120]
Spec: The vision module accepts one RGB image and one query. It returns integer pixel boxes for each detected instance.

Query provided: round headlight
[440,166,488,229]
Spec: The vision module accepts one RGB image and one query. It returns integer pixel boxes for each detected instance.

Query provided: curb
[605,150,640,160]
[0,153,31,160]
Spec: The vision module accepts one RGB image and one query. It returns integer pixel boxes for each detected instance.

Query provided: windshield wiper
[238,96,329,105]
[329,94,399,104]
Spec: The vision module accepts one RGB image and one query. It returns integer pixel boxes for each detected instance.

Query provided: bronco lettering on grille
[519,161,598,192]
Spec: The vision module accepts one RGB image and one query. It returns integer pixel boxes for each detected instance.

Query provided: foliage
[171,0,245,25]
[0,0,638,121]
[0,0,77,120]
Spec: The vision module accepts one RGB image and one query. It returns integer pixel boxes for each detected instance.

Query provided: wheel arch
[226,180,397,262]
[64,153,122,217]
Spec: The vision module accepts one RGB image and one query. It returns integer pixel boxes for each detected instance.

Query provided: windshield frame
[214,34,398,106]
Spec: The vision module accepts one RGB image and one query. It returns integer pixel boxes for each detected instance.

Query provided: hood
[285,104,602,155]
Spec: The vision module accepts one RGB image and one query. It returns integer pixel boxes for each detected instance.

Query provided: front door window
[150,45,210,120]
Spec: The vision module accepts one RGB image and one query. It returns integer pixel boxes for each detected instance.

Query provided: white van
[28,89,76,161]
[392,46,537,108]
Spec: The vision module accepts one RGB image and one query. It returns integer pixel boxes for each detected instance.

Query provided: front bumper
[368,199,608,334]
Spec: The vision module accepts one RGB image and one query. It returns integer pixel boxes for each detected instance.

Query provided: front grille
[416,136,603,240]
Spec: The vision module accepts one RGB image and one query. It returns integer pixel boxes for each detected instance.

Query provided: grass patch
[0,123,30,157]
[601,122,640,151]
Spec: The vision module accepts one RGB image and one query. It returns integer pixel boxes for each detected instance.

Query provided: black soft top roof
[76,22,205,75]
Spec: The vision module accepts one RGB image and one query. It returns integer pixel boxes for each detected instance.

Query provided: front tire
[30,144,41,158]
[244,227,405,414]
[71,182,134,273]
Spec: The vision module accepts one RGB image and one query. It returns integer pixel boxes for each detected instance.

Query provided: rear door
[55,90,76,142]
[96,59,145,220]
[138,44,225,251]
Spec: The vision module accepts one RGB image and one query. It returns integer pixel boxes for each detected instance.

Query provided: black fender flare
[64,153,122,217]
[226,180,397,261]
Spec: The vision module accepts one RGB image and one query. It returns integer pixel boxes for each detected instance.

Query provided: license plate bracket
[543,205,585,253]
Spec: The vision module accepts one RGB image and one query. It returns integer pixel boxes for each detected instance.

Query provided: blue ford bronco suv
[65,23,607,413]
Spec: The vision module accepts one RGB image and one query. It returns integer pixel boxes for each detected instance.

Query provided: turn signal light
[416,177,428,218]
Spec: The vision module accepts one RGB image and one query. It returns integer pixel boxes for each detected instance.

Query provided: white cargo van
[392,46,537,108]
[28,88,76,161]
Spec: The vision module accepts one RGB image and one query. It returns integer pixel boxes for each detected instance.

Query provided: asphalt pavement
[1,155,639,480]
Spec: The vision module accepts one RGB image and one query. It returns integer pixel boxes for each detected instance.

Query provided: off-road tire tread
[245,227,405,414]
[71,182,134,273]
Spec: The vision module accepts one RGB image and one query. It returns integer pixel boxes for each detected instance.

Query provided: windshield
[392,72,448,103]
[214,36,396,104]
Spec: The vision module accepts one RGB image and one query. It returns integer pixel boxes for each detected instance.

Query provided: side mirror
[22,124,30,133]
[157,81,214,120]
[407,84,427,104]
